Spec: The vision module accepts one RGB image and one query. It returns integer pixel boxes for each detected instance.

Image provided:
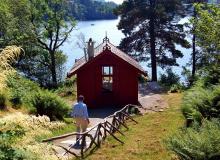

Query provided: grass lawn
[84,93,184,160]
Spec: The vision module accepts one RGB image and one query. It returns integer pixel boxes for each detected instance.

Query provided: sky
[106,0,123,4]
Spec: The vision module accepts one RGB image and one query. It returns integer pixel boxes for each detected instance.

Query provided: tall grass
[0,46,23,91]
[0,112,65,160]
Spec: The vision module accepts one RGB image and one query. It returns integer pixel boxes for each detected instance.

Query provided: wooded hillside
[68,0,118,20]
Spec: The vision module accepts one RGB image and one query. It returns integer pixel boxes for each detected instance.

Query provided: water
[61,18,191,80]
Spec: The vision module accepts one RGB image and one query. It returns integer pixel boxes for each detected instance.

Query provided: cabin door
[96,65,116,107]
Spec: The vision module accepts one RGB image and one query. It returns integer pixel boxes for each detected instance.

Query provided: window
[102,66,113,92]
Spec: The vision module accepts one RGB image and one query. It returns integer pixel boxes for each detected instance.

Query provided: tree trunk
[192,34,196,78]
[50,51,57,87]
[149,0,157,81]
[192,6,197,83]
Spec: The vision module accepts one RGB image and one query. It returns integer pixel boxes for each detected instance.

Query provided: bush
[7,75,40,108]
[138,75,148,83]
[54,76,76,97]
[201,64,220,87]
[0,123,29,160]
[166,119,220,160]
[169,84,185,93]
[9,91,22,109]
[0,93,6,110]
[29,90,70,120]
[181,85,220,125]
[159,68,180,87]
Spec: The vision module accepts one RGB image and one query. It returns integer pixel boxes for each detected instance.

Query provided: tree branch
[55,25,75,49]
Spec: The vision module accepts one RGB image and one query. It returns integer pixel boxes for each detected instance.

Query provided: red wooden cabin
[67,37,146,108]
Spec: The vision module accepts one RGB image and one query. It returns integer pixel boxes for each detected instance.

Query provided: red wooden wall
[76,50,139,108]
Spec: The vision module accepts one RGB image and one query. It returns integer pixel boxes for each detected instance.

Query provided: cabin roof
[67,39,146,77]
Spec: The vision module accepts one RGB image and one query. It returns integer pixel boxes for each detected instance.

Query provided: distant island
[68,0,118,20]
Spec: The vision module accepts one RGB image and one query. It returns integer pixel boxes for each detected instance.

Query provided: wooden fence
[43,104,140,159]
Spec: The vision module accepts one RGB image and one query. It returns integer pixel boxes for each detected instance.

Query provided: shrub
[169,84,184,93]
[0,113,64,160]
[9,91,22,109]
[29,90,70,120]
[201,64,220,87]
[166,119,220,160]
[0,145,29,160]
[159,68,180,87]
[0,123,29,160]
[55,76,76,97]
[7,75,40,108]
[0,93,6,110]
[181,84,220,125]
[138,75,148,83]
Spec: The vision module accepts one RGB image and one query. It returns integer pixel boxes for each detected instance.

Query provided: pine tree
[115,0,190,81]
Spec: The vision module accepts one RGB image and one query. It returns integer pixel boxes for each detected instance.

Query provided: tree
[184,0,207,83]
[0,0,32,48]
[67,0,117,20]
[192,4,220,56]
[191,4,220,85]
[29,0,76,87]
[115,0,190,81]
[0,0,76,88]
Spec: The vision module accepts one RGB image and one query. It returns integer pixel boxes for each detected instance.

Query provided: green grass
[83,93,184,160]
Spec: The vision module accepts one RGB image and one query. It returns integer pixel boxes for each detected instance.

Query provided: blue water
[61,18,191,80]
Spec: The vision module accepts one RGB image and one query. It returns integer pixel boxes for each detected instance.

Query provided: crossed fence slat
[42,104,140,159]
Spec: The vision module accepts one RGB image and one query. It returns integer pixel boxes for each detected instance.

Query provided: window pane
[103,66,109,75]
[110,66,113,75]
[102,66,113,75]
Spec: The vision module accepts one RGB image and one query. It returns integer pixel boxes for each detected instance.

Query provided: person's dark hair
[78,95,84,102]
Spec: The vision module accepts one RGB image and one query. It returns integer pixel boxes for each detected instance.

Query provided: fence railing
[43,104,140,159]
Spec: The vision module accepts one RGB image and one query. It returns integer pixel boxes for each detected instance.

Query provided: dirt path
[138,82,169,113]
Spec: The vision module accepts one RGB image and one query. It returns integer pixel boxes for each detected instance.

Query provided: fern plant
[166,119,220,160]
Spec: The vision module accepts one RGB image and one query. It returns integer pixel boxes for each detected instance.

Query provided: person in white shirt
[71,95,90,147]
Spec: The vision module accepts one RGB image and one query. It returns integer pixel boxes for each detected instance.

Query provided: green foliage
[200,62,220,87]
[0,145,28,160]
[169,84,184,93]
[7,75,40,108]
[159,68,180,87]
[29,90,70,120]
[9,91,22,109]
[138,75,148,84]
[0,0,76,88]
[0,123,30,160]
[0,113,66,160]
[193,4,220,55]
[166,119,220,160]
[181,84,220,125]
[181,66,196,87]
[0,93,6,110]
[68,0,117,20]
[115,0,190,81]
[188,4,220,77]
[6,75,70,120]
[55,76,76,97]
